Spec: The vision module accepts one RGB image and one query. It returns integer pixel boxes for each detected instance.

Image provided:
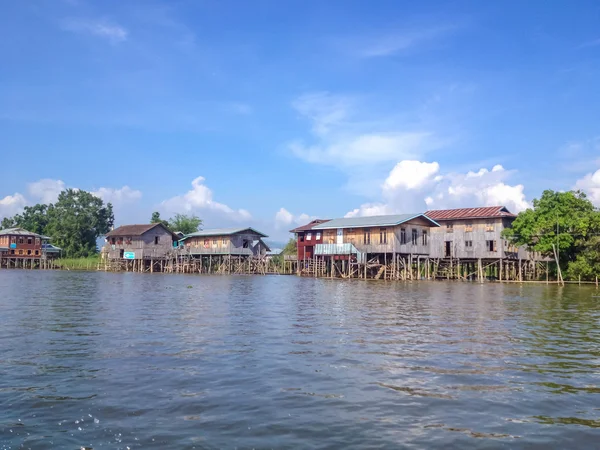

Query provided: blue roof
[311,213,440,230]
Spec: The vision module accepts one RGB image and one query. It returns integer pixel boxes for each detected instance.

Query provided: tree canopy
[503,189,600,280]
[168,213,203,235]
[1,189,114,258]
[282,238,297,255]
[150,211,170,228]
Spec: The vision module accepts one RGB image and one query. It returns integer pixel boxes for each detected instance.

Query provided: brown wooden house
[0,227,59,268]
[103,223,179,261]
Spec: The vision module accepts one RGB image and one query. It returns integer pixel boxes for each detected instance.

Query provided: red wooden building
[290,219,330,261]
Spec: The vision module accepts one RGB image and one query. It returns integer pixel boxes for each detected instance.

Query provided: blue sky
[1,0,600,243]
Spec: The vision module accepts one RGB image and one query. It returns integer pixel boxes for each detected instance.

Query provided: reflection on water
[1,271,600,448]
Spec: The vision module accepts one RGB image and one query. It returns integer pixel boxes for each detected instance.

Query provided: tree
[150,211,170,228]
[14,204,50,235]
[1,216,17,229]
[503,190,600,278]
[45,189,114,257]
[168,213,202,235]
[282,238,297,255]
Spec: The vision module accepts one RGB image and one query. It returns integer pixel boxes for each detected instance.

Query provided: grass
[55,255,101,271]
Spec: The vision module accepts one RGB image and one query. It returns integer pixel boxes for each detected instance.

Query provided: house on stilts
[179,227,273,274]
[425,206,544,281]
[296,214,440,279]
[102,223,180,272]
[0,227,60,269]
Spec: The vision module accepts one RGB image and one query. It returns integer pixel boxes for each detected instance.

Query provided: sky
[1,0,600,244]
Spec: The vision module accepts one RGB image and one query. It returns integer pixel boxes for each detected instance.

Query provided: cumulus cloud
[161,176,251,222]
[347,161,531,217]
[27,179,67,204]
[62,19,128,44]
[574,169,600,207]
[274,208,313,230]
[92,186,142,204]
[0,193,28,220]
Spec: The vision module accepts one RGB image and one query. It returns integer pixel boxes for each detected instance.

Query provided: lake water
[0,271,599,449]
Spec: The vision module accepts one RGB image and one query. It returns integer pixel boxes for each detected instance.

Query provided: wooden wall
[0,234,44,258]
[185,232,268,257]
[105,227,175,260]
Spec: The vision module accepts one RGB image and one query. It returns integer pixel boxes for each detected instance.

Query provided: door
[445,241,452,258]
[337,229,343,245]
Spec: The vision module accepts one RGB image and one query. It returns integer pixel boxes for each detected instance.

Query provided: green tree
[15,204,50,235]
[282,238,297,255]
[1,216,17,229]
[150,211,170,228]
[169,213,202,235]
[503,190,600,278]
[45,189,114,257]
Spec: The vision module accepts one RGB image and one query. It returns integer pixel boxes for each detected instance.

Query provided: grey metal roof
[42,243,62,253]
[182,227,268,240]
[0,227,48,238]
[312,213,440,230]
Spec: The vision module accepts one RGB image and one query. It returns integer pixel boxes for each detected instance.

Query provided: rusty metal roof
[289,219,331,233]
[106,223,178,239]
[182,227,268,239]
[425,206,516,221]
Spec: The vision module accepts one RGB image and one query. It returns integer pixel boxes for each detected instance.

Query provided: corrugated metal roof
[42,243,62,253]
[289,219,331,233]
[312,214,439,230]
[106,223,178,239]
[425,206,516,221]
[0,228,46,238]
[182,227,268,239]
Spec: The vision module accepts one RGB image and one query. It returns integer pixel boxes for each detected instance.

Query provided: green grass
[55,255,101,271]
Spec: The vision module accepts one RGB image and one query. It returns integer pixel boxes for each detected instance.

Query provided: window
[422,231,428,246]
[27,250,32,255]
[111,237,116,245]
[400,228,407,245]
[465,240,473,248]
[306,232,312,241]
[243,240,250,249]
[411,229,418,245]
[446,223,453,233]
[27,238,32,245]
[18,250,23,255]
[487,240,496,252]
[117,238,123,245]
[486,222,494,232]
[204,239,210,248]
[35,250,39,256]
[379,228,387,245]
[35,238,40,245]
[125,238,132,245]
[316,232,321,240]
[10,250,15,255]
[364,228,371,245]
[223,239,228,245]
[465,223,473,232]
[299,235,305,242]
[18,237,24,244]
[212,239,218,247]
[154,236,160,245]
[10,237,16,244]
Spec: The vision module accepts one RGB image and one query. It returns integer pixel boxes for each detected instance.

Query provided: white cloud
[161,176,251,222]
[290,92,439,169]
[574,169,600,207]
[350,25,458,58]
[274,208,312,229]
[62,19,128,44]
[347,161,531,217]
[28,179,66,204]
[0,193,27,221]
[92,186,142,204]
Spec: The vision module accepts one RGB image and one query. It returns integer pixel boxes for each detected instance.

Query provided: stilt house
[0,227,59,268]
[180,227,270,257]
[104,223,179,260]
